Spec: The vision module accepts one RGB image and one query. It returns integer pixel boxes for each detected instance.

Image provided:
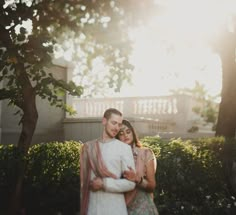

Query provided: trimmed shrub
[24,141,82,215]
[1,137,236,215]
[142,136,236,215]
[0,144,24,214]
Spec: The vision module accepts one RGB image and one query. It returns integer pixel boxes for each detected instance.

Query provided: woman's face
[118,125,134,145]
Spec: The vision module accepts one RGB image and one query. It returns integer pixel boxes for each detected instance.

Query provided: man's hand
[90,177,104,191]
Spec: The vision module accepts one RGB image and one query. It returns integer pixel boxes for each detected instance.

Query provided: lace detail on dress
[127,190,159,215]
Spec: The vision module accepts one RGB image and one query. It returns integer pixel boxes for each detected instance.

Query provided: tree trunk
[8,64,38,215]
[215,31,236,138]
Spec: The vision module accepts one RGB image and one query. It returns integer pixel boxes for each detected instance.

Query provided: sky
[53,0,236,98]
[113,0,236,98]
[8,0,236,98]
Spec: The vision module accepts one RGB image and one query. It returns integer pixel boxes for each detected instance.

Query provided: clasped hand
[123,166,137,182]
[90,177,103,191]
[89,166,138,192]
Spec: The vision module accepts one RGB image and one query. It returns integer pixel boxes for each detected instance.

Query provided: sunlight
[117,0,236,98]
[155,0,229,40]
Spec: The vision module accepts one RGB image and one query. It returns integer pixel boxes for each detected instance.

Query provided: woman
[116,119,159,215]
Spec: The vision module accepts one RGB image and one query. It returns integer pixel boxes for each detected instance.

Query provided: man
[80,108,136,215]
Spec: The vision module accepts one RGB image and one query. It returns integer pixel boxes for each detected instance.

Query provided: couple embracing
[80,108,159,215]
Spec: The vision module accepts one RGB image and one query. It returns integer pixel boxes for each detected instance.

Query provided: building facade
[0,62,214,145]
[0,60,68,145]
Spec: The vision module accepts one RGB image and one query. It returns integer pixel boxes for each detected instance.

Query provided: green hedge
[0,141,82,215]
[142,136,236,215]
[1,137,236,215]
[25,141,82,215]
[0,144,25,213]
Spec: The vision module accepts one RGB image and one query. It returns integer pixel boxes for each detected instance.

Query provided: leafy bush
[141,136,236,215]
[1,137,236,215]
[24,141,82,215]
[0,144,25,214]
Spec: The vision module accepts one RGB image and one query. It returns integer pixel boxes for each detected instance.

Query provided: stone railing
[69,95,180,119]
[64,94,214,142]
[67,94,205,132]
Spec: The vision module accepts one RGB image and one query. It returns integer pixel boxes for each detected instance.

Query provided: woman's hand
[123,166,141,183]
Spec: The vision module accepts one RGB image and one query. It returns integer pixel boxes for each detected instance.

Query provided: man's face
[103,113,123,138]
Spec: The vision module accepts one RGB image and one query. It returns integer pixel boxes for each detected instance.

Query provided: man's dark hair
[103,108,122,120]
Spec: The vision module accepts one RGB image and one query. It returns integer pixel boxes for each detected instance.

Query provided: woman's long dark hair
[116,119,142,148]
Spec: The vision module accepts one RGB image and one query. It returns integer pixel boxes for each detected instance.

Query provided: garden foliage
[1,137,236,215]
[142,136,236,215]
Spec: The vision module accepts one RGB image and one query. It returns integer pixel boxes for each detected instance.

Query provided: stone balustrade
[63,94,215,142]
[69,95,180,119]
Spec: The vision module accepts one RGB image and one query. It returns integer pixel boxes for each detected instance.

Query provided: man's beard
[105,127,118,138]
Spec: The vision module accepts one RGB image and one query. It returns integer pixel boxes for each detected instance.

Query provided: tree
[214,18,236,138]
[54,30,134,97]
[0,0,157,214]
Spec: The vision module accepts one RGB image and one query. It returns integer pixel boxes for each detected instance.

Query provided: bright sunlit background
[113,0,236,97]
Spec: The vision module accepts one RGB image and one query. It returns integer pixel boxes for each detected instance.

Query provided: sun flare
[117,0,236,98]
